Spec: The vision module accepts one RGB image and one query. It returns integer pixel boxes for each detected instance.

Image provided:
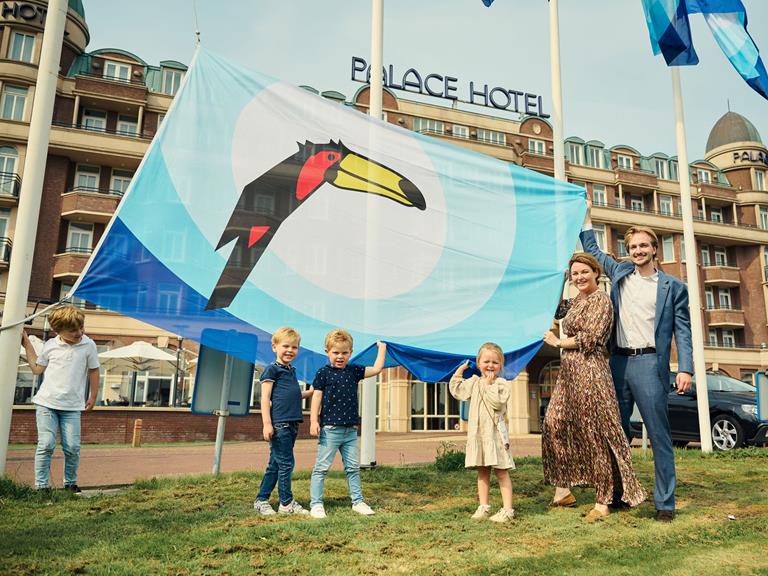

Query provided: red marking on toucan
[296,150,342,200]
[248,226,269,248]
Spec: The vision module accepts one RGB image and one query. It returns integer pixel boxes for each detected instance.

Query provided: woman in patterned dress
[542,253,645,521]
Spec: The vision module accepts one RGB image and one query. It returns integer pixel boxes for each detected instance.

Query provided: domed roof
[705,111,762,153]
[68,0,85,19]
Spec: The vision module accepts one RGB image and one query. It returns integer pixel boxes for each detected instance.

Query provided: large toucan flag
[642,0,768,99]
[73,49,586,382]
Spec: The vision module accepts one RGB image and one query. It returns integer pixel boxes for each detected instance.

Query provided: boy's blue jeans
[256,422,299,505]
[34,405,81,489]
[310,425,363,507]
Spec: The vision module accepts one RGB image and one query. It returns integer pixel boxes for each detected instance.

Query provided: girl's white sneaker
[471,504,492,519]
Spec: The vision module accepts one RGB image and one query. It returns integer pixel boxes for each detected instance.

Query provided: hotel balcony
[0,172,21,206]
[695,182,736,202]
[614,167,657,192]
[521,151,554,173]
[0,237,11,268]
[61,188,122,224]
[52,247,92,279]
[74,72,148,102]
[702,266,741,286]
[705,307,745,328]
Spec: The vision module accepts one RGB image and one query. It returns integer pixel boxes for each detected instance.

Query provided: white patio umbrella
[99,340,177,375]
[19,334,43,359]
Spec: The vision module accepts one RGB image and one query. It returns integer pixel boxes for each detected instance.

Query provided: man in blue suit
[580,206,693,522]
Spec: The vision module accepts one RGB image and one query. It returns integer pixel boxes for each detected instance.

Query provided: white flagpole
[671,67,712,453]
[360,0,384,468]
[549,0,565,182]
[0,0,68,472]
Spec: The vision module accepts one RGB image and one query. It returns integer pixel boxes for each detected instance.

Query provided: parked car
[630,372,768,451]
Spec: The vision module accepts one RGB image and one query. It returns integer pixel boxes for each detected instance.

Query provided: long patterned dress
[542,290,645,506]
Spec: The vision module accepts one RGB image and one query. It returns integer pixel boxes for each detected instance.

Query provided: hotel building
[4,1,767,440]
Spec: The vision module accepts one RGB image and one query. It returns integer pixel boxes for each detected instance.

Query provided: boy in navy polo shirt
[308,329,386,519]
[253,327,314,516]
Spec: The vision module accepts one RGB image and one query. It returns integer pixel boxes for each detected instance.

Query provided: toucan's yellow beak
[332,153,425,210]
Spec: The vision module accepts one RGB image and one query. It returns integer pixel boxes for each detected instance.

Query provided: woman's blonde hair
[476,342,504,365]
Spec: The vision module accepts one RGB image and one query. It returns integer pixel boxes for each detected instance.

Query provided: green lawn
[1,448,767,576]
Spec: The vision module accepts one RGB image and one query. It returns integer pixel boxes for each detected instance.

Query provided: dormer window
[104,60,131,82]
[162,69,184,95]
[617,154,633,170]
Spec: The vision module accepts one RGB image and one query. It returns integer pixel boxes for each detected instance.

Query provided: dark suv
[629,372,768,451]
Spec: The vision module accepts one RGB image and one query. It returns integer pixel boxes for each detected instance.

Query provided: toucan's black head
[295,140,425,210]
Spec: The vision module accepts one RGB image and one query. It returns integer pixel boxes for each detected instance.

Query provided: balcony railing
[0,172,21,198]
[0,237,11,263]
[76,71,147,87]
[62,246,93,254]
[66,185,125,197]
[52,120,154,140]
[591,200,761,230]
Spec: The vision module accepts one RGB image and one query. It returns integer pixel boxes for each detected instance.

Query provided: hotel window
[0,146,18,196]
[476,128,505,145]
[592,184,606,206]
[110,169,133,195]
[60,282,87,309]
[708,328,717,347]
[82,109,106,131]
[760,206,768,230]
[718,287,732,309]
[617,154,633,170]
[653,158,667,179]
[662,235,674,261]
[756,170,766,191]
[162,68,184,95]
[104,60,131,82]
[528,138,545,154]
[669,160,679,181]
[10,32,35,63]
[681,235,686,262]
[696,168,711,184]
[413,117,444,135]
[410,381,460,431]
[714,246,727,266]
[566,142,582,165]
[659,194,673,215]
[0,207,9,238]
[116,114,138,136]
[700,245,710,266]
[588,146,602,168]
[593,223,606,251]
[630,194,644,212]
[721,329,735,348]
[66,222,93,253]
[157,284,182,314]
[452,125,469,139]
[710,206,722,223]
[705,287,715,309]
[75,164,100,191]
[1,85,27,121]
[617,239,628,258]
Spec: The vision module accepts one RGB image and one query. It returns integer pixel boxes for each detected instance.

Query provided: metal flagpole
[0,0,68,472]
[211,354,234,475]
[670,67,712,453]
[549,0,565,183]
[360,0,384,468]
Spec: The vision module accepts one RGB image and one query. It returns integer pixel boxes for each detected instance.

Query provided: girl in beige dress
[449,342,516,523]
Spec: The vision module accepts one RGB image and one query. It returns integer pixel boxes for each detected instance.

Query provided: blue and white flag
[73,49,585,382]
[642,0,768,99]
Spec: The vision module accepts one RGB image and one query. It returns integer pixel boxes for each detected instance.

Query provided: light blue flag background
[642,0,768,99]
[74,49,586,382]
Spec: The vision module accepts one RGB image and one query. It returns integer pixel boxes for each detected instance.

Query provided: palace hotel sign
[352,56,549,119]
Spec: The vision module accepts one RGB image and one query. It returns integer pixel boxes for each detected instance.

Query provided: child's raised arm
[363,341,387,378]
[448,360,474,400]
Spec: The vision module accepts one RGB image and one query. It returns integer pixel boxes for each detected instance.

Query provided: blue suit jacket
[579,229,694,385]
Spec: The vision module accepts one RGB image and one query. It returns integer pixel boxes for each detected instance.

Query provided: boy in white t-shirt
[22,305,100,492]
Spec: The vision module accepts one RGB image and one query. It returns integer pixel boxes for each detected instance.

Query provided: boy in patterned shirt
[308,329,386,518]
[253,327,314,516]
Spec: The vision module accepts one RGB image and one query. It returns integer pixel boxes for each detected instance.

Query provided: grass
[1,449,767,576]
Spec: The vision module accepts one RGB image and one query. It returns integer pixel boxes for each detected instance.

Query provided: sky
[84,0,768,161]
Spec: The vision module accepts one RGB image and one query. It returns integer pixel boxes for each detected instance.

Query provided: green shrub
[434,441,466,472]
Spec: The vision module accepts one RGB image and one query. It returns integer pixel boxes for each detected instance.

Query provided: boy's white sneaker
[278,500,309,515]
[351,501,375,516]
[471,504,492,519]
[253,499,276,516]
[489,507,515,523]
[310,504,327,519]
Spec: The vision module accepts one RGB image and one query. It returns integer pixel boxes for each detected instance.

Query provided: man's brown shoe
[654,509,675,522]
[550,493,577,508]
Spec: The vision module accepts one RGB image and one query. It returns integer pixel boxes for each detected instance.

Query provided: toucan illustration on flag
[205,140,426,310]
